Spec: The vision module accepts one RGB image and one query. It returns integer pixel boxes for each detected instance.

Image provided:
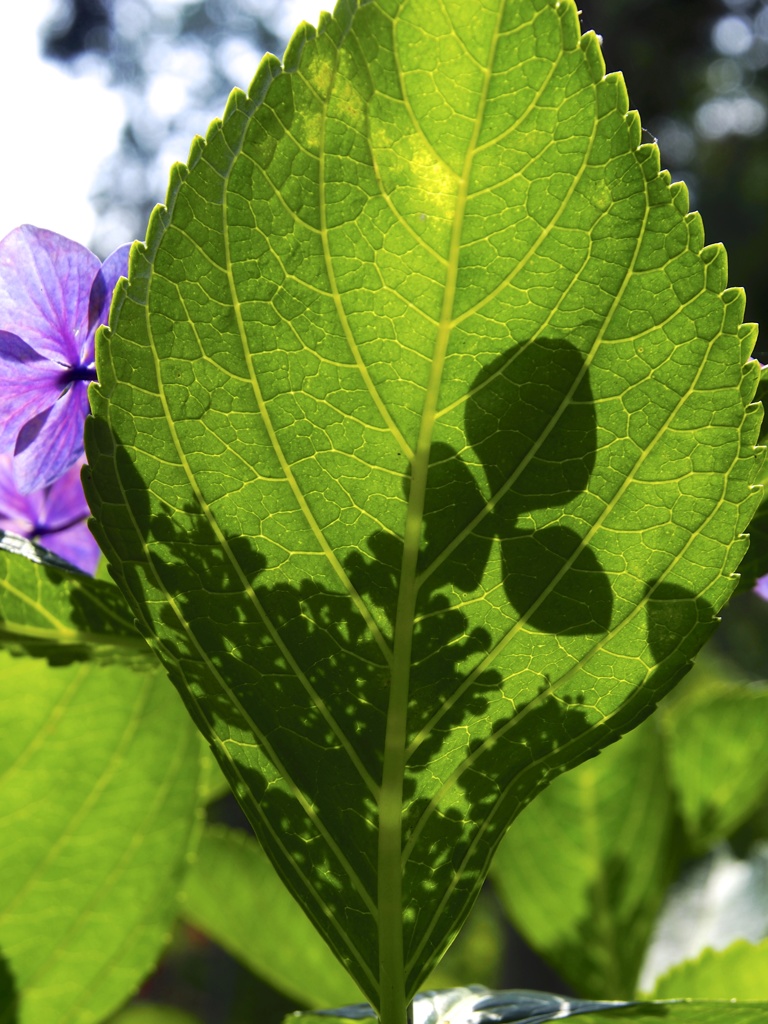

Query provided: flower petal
[0,455,99,574]
[13,383,90,494]
[38,457,90,532]
[87,243,131,339]
[41,519,100,575]
[0,225,101,366]
[0,454,37,533]
[0,334,67,454]
[37,460,100,574]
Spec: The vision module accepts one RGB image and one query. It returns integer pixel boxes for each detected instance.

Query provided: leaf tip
[283,20,317,73]
[580,29,607,81]
[247,51,283,105]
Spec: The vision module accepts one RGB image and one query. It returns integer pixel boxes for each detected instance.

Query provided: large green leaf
[0,539,149,666]
[0,651,201,1024]
[491,717,678,999]
[650,939,768,999]
[85,0,761,1017]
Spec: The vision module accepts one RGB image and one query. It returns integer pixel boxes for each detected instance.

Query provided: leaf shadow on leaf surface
[94,335,714,994]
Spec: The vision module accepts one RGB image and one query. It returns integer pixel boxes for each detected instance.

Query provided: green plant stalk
[378,479,426,1024]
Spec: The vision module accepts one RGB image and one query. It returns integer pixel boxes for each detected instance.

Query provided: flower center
[59,364,99,387]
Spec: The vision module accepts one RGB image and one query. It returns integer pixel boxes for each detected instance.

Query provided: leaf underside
[86,0,761,1011]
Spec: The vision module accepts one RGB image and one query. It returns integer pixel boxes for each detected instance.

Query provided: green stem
[378,485,427,1024]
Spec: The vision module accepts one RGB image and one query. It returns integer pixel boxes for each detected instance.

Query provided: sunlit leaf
[86,0,761,1014]
[733,363,768,591]
[0,651,201,1024]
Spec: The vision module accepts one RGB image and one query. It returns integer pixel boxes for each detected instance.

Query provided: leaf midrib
[373,3,508,1009]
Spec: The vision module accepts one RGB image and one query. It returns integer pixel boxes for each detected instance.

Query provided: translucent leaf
[85,0,761,1014]
[0,652,201,1024]
[183,827,505,1005]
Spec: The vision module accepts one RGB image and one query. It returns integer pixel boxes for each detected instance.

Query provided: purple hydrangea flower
[0,225,130,494]
[0,454,100,574]
[755,575,768,602]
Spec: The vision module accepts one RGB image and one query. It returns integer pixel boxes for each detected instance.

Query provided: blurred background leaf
[491,719,679,1000]
[0,651,202,1024]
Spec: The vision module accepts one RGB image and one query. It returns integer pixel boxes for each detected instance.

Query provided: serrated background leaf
[650,939,768,999]
[0,543,149,667]
[490,659,768,999]
[638,844,768,995]
[0,651,201,1024]
[85,0,761,1011]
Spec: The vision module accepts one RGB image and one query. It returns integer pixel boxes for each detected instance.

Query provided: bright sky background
[0,1,124,245]
[0,0,327,250]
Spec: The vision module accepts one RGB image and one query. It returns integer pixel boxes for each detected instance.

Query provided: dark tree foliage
[43,0,110,60]
[582,0,768,349]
